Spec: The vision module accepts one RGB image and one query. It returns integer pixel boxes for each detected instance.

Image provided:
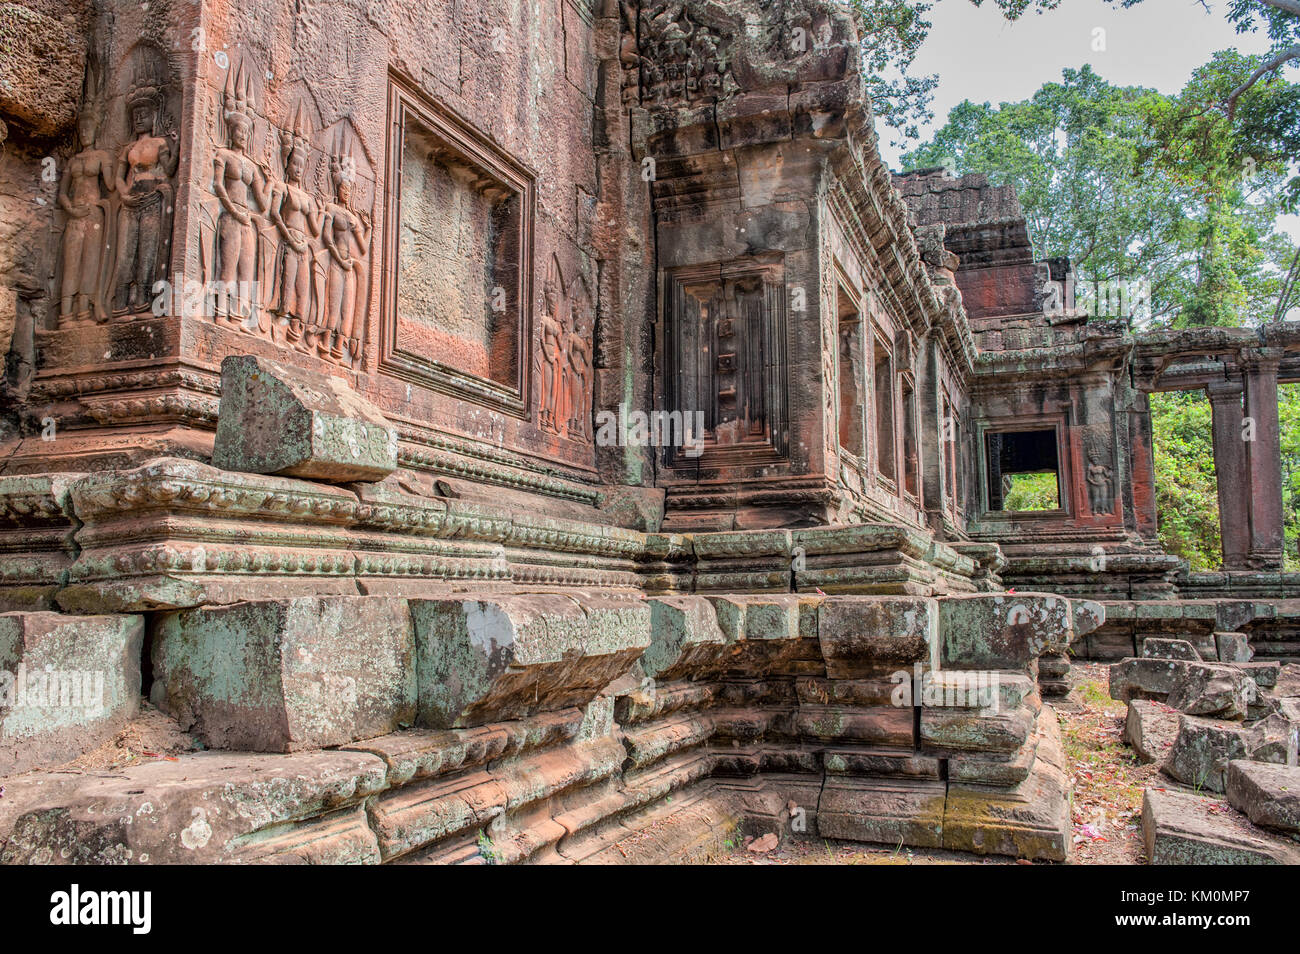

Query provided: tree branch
[1227,43,1300,118]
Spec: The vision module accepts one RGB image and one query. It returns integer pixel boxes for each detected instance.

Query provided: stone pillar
[1243,351,1285,569]
[1207,380,1250,570]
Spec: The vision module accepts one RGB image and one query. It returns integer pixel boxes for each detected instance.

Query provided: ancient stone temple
[0,0,1295,864]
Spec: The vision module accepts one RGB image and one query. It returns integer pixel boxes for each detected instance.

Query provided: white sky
[876,0,1300,237]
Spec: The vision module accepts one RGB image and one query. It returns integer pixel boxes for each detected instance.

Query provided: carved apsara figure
[268,107,320,344]
[565,295,594,441]
[58,111,112,323]
[112,61,178,313]
[535,259,567,432]
[212,64,271,325]
[1087,461,1114,515]
[319,153,372,362]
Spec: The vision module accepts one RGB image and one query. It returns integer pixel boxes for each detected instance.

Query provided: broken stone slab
[0,611,143,776]
[151,597,416,752]
[1215,632,1254,663]
[1109,656,1187,703]
[1165,663,1254,720]
[1141,637,1201,661]
[410,594,650,728]
[213,354,398,483]
[0,749,388,864]
[1125,699,1181,764]
[938,593,1078,672]
[1142,788,1300,864]
[1226,760,1300,835]
[1162,713,1295,793]
[1232,660,1280,690]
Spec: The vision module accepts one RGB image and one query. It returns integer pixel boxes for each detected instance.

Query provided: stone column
[1243,350,1285,569]
[1207,380,1250,570]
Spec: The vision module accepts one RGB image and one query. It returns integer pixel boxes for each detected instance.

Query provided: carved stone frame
[380,72,536,416]
[661,259,789,470]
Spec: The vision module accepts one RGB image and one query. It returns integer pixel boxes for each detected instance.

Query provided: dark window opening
[874,345,895,482]
[901,377,919,498]
[985,428,1061,512]
[837,288,864,457]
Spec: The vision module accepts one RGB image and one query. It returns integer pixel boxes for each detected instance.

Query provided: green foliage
[1281,384,1300,569]
[1150,391,1222,570]
[1001,472,1060,511]
[901,67,1298,329]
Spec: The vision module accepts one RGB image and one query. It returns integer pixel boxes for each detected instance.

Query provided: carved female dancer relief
[58,111,112,324]
[212,63,271,326]
[319,151,372,362]
[111,50,178,314]
[267,104,321,344]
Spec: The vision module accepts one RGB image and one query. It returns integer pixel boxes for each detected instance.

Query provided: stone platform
[0,587,1099,864]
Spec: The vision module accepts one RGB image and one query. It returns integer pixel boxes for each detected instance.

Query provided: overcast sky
[876,0,1290,228]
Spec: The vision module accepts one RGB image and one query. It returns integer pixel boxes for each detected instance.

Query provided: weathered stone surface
[817,776,946,847]
[1226,760,1300,835]
[1161,713,1294,793]
[1215,631,1254,663]
[1141,637,1201,661]
[410,595,650,728]
[1124,699,1180,764]
[942,715,1071,862]
[1165,663,1253,720]
[938,593,1073,671]
[0,1,87,135]
[1109,656,1186,702]
[0,611,143,775]
[152,597,416,752]
[213,355,399,482]
[817,596,936,676]
[641,596,726,680]
[0,749,388,863]
[1142,787,1300,864]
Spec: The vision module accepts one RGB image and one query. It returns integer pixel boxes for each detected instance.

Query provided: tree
[901,68,1297,328]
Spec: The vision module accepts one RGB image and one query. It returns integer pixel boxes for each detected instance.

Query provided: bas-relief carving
[622,0,736,106]
[1086,460,1114,515]
[535,256,594,442]
[197,57,374,368]
[56,42,178,325]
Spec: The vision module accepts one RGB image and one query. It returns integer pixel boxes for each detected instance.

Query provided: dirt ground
[716,661,1158,865]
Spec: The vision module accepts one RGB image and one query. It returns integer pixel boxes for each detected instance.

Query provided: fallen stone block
[1215,632,1253,663]
[1141,637,1200,661]
[213,354,398,483]
[411,594,649,728]
[1162,713,1293,793]
[1125,699,1180,764]
[1142,787,1300,864]
[1166,663,1253,720]
[152,597,416,752]
[0,749,387,863]
[1226,760,1300,836]
[1109,656,1186,703]
[0,611,143,775]
[1232,660,1281,691]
